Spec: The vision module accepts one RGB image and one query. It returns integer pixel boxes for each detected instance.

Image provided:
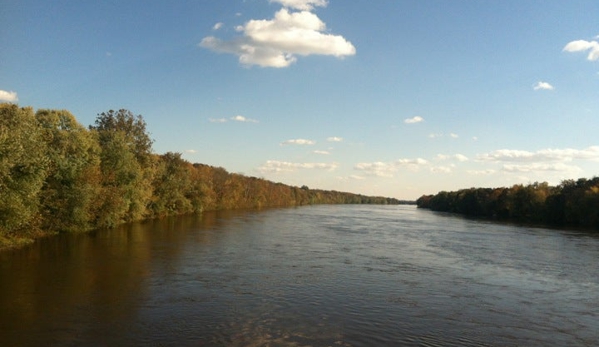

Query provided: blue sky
[2,0,598,199]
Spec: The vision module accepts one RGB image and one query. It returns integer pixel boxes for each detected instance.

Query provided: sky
[1,0,598,200]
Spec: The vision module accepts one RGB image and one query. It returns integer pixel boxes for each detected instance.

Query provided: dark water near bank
[1,205,598,346]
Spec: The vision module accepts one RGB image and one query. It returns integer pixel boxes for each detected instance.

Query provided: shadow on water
[0,210,254,347]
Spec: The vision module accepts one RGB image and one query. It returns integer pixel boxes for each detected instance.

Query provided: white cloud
[430,166,452,174]
[437,154,469,162]
[348,175,365,180]
[231,115,259,123]
[200,6,355,68]
[533,81,554,91]
[270,0,328,11]
[185,149,197,154]
[327,136,343,142]
[354,162,396,177]
[355,158,428,177]
[213,22,224,30]
[210,115,259,123]
[258,160,338,173]
[397,158,428,168]
[501,163,582,174]
[477,146,599,163]
[467,169,496,175]
[313,150,330,155]
[0,90,18,102]
[404,116,424,124]
[563,39,599,61]
[428,133,458,139]
[455,154,469,162]
[281,138,316,145]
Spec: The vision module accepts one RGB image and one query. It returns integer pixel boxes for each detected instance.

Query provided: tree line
[416,179,599,230]
[1,103,402,248]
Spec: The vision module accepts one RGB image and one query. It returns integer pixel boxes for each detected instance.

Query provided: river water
[1,205,598,346]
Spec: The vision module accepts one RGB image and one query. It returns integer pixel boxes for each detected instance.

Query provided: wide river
[1,205,598,346]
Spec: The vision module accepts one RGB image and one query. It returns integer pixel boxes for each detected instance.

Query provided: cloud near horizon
[477,146,599,163]
[200,2,355,68]
[354,158,428,177]
[436,154,469,162]
[209,115,258,123]
[281,138,316,145]
[563,39,599,61]
[501,162,582,174]
[258,159,338,173]
[327,136,343,142]
[0,90,18,102]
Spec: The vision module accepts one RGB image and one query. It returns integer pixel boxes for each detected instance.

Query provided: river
[1,205,598,346]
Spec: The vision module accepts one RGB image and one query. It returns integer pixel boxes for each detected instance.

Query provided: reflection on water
[1,206,598,346]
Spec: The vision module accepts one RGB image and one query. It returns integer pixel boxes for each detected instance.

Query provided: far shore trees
[417,178,599,229]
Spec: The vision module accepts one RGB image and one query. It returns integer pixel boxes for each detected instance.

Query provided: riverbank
[417,179,599,231]
[1,104,403,252]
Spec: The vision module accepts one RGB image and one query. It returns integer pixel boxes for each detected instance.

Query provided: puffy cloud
[231,115,258,123]
[281,138,316,145]
[354,158,428,177]
[437,154,469,162]
[185,149,197,154]
[455,154,469,162]
[258,160,338,173]
[213,22,223,30]
[313,150,330,155]
[449,133,459,139]
[533,81,554,91]
[327,136,343,142]
[354,161,396,178]
[477,146,599,163]
[270,0,328,11]
[396,158,428,168]
[0,90,18,102]
[563,39,599,61]
[200,6,355,68]
[404,116,424,124]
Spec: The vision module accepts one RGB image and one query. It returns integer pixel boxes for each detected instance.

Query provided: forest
[0,103,403,249]
[417,178,599,230]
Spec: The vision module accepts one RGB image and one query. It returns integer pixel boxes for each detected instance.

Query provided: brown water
[1,205,598,346]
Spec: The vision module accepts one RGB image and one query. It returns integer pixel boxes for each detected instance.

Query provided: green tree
[35,109,101,233]
[0,104,48,237]
[150,152,193,217]
[90,110,155,227]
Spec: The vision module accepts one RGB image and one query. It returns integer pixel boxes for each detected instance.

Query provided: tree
[0,104,48,237]
[89,110,155,227]
[35,109,101,233]
[150,152,193,217]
